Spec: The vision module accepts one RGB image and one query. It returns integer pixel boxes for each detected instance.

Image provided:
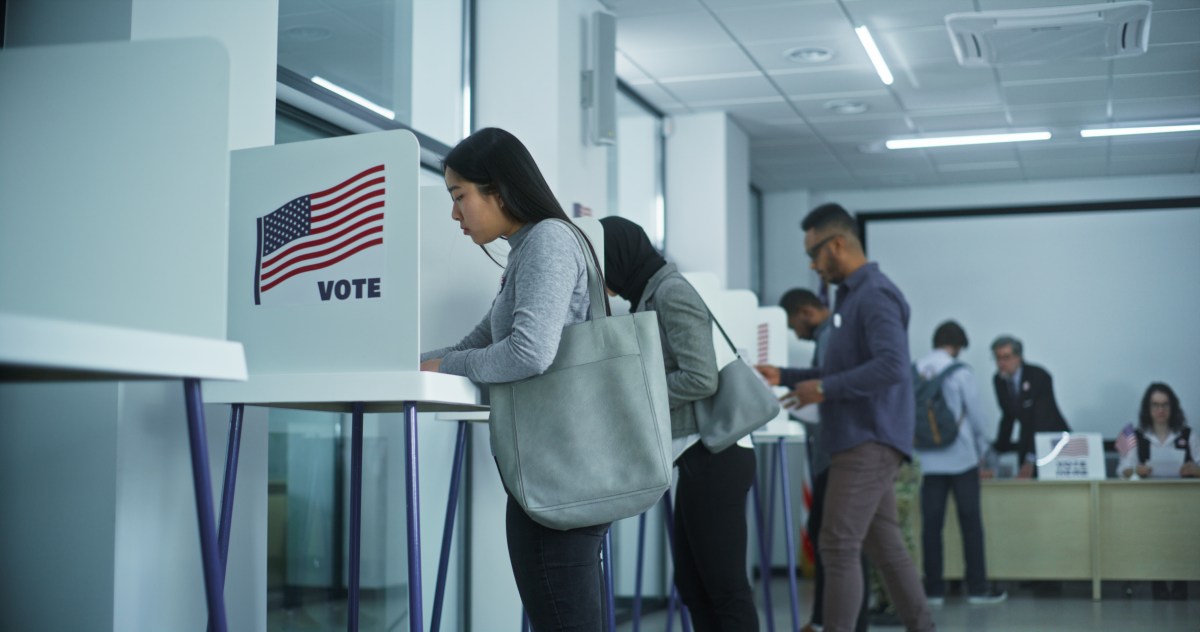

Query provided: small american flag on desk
[254,165,386,304]
[1114,423,1137,457]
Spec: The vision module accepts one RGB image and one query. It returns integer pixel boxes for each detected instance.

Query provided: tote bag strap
[550,218,611,320]
[674,276,740,356]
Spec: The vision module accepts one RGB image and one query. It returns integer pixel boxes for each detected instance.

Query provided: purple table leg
[776,439,802,632]
[751,473,775,632]
[404,402,425,632]
[603,529,616,632]
[430,420,467,632]
[348,402,364,632]
[182,379,228,632]
[632,511,646,632]
[206,403,244,632]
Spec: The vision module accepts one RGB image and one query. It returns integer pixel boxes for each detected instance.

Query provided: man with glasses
[990,335,1070,478]
[784,203,934,632]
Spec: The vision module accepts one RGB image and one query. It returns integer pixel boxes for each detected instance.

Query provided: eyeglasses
[1149,402,1171,410]
[806,235,837,260]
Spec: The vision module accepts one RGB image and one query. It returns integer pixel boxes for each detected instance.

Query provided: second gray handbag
[692,312,782,452]
[489,220,674,531]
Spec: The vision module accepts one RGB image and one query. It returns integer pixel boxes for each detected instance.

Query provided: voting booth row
[0,37,814,632]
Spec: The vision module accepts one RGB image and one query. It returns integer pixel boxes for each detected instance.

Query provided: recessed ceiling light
[783,47,834,63]
[284,26,332,42]
[825,100,869,115]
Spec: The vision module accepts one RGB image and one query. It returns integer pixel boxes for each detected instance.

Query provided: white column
[665,112,751,289]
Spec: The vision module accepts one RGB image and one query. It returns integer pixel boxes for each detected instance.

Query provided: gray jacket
[638,264,719,438]
[421,220,590,384]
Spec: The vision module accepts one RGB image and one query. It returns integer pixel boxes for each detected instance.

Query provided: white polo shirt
[1117,427,1199,478]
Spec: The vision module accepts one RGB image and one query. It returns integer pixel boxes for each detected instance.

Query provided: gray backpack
[913,362,965,449]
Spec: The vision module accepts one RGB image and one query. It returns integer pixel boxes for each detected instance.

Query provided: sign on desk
[1035,431,1106,480]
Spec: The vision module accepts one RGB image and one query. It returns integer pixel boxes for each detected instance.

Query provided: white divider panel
[418,185,503,351]
[205,131,480,411]
[0,39,232,340]
[755,307,788,367]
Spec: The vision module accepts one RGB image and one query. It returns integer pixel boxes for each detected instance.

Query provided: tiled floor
[619,578,1199,632]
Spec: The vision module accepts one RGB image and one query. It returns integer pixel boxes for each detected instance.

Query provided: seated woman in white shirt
[1118,382,1199,480]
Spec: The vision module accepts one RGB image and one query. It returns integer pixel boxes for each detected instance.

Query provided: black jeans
[506,494,610,632]
[673,442,759,632]
[920,467,988,597]
[808,469,869,631]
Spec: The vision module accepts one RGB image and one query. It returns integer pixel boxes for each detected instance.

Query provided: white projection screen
[864,202,1200,441]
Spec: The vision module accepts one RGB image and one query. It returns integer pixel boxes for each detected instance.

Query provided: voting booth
[203,130,485,632]
[0,39,247,632]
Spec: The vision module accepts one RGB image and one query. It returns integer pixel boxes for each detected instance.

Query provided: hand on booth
[754,364,781,386]
[420,358,442,372]
[1180,461,1199,478]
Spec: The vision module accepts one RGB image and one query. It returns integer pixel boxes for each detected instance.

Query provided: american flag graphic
[1114,423,1137,457]
[254,165,385,304]
[1059,436,1090,457]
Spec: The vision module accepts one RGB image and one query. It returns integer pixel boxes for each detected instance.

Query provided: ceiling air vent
[945,1,1151,68]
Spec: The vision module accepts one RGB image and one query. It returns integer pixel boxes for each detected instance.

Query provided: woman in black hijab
[600,216,759,632]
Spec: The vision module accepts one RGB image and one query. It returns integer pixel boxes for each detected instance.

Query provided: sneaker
[967,589,1008,605]
[926,596,945,607]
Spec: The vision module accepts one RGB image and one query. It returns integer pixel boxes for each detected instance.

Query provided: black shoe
[1170,582,1188,601]
[968,589,1008,605]
[867,607,901,626]
[1152,581,1171,600]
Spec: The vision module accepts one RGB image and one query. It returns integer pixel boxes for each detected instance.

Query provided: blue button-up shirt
[796,262,914,458]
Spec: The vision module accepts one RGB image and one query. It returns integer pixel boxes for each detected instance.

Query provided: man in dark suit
[991,335,1070,478]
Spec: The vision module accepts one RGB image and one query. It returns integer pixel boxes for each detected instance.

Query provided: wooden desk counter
[925,479,1200,600]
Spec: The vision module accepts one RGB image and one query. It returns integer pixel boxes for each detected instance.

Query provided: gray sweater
[421,220,590,384]
[638,264,719,438]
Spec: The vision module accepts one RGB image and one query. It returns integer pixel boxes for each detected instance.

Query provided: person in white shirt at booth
[1119,382,1199,480]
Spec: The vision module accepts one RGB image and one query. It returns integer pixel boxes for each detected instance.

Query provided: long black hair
[443,127,571,226]
[1139,382,1186,432]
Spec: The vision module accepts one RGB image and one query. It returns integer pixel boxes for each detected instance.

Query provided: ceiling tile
[882,26,962,68]
[773,67,888,95]
[1107,136,1200,157]
[977,0,1098,9]
[809,116,916,139]
[710,3,850,42]
[1151,9,1200,45]
[1002,78,1109,107]
[1111,96,1200,121]
[1112,72,1200,101]
[1018,157,1108,181]
[661,75,780,103]
[742,33,865,72]
[1109,156,1196,176]
[623,81,689,113]
[1008,102,1110,128]
[908,109,1011,133]
[788,92,899,118]
[626,44,760,79]
[1114,43,1200,76]
[936,167,1026,184]
[844,0,977,30]
[997,59,1107,83]
[723,99,798,120]
[926,144,1020,166]
[894,62,1003,110]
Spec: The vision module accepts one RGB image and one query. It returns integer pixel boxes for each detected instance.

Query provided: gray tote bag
[489,220,674,531]
[692,313,782,453]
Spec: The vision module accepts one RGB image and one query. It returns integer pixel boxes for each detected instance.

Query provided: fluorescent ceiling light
[886,131,1051,149]
[1080,124,1200,138]
[854,26,893,86]
[311,76,395,120]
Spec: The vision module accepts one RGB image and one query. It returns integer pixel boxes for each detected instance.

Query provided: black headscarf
[599,216,666,311]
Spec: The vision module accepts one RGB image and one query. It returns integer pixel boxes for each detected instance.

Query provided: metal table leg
[182,379,228,632]
[777,439,802,632]
[348,402,364,632]
[431,420,467,632]
[404,402,424,632]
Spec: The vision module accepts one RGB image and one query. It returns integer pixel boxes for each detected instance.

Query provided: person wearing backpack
[914,321,1007,606]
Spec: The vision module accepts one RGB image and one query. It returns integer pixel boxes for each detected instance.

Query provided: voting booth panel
[0,39,232,342]
[226,130,419,375]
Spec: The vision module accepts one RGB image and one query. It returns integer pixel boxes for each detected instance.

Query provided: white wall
[724,119,752,290]
[411,0,465,147]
